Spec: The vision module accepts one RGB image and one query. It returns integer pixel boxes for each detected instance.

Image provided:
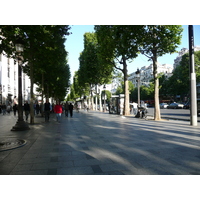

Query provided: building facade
[173,46,200,69]
[128,63,173,87]
[0,52,38,106]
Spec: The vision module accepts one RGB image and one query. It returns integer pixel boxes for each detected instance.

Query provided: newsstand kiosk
[109,94,124,115]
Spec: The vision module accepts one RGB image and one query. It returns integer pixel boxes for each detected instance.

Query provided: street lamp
[135,68,140,107]
[11,39,30,131]
[188,25,197,126]
[103,85,106,112]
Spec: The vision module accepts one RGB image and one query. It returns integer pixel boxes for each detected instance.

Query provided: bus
[197,83,200,116]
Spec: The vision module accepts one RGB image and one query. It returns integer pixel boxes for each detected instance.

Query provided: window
[8,66,10,78]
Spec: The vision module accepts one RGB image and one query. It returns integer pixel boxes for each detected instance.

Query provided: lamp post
[97,85,102,112]
[11,40,30,131]
[188,25,197,126]
[135,68,140,107]
[103,85,106,112]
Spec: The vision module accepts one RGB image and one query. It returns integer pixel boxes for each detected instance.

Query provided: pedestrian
[69,103,74,117]
[2,104,6,115]
[13,96,18,105]
[77,102,81,112]
[36,103,40,115]
[64,101,69,117]
[13,103,18,116]
[24,101,30,121]
[6,104,11,114]
[54,101,63,122]
[44,99,51,122]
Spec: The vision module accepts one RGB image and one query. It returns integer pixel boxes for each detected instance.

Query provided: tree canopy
[165,51,200,100]
[95,25,144,115]
[139,25,183,120]
[0,25,71,101]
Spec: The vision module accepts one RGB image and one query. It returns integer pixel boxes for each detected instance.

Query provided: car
[167,102,184,109]
[160,103,168,109]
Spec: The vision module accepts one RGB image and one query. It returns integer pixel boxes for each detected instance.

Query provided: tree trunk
[30,61,34,124]
[123,56,129,116]
[153,53,161,120]
[90,85,94,110]
[99,86,102,112]
[41,73,44,117]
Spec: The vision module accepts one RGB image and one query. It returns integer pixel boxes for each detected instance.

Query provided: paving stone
[91,165,103,173]
[12,164,33,172]
[50,156,58,162]
[85,154,95,160]
[82,147,89,150]
[57,166,94,175]
[47,168,57,175]
[1,111,200,175]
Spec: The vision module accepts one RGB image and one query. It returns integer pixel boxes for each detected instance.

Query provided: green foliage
[140,25,183,59]
[73,71,90,101]
[101,90,112,102]
[138,25,183,119]
[164,51,200,100]
[0,25,71,101]
[78,32,112,88]
[95,25,144,68]
[115,80,134,95]
[95,25,144,115]
[130,83,154,102]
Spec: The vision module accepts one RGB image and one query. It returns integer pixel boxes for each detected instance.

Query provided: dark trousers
[45,110,50,121]
[69,110,73,117]
[65,109,68,117]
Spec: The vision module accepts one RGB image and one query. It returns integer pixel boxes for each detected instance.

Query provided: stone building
[0,52,38,105]
[128,63,173,87]
[173,46,200,69]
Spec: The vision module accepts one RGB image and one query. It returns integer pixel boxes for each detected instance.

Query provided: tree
[139,25,183,120]
[77,32,113,109]
[95,25,144,115]
[0,25,71,99]
[0,25,71,123]
[166,51,200,101]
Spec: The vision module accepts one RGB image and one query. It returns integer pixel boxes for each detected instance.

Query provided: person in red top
[54,101,63,122]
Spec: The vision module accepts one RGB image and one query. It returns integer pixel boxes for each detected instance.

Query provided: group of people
[0,100,18,115]
[0,98,75,124]
[0,104,11,115]
[22,100,74,123]
[44,100,74,123]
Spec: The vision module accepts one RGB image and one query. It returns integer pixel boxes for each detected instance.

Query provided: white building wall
[173,46,200,69]
[128,63,173,87]
[0,52,39,105]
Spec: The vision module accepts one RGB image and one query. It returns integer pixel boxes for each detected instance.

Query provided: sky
[64,25,200,82]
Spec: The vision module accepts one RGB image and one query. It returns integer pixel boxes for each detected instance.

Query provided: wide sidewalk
[0,110,200,175]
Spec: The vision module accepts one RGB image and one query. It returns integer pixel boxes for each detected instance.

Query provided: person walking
[13,103,18,116]
[64,101,69,117]
[44,99,51,122]
[35,103,40,115]
[24,101,30,121]
[2,104,6,115]
[6,104,11,114]
[69,103,74,117]
[54,101,63,122]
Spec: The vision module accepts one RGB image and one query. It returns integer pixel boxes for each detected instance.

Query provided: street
[146,107,200,122]
[0,109,200,175]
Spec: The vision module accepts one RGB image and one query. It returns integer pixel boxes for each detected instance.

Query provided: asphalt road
[146,107,200,121]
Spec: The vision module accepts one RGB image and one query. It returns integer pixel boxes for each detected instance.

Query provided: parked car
[167,102,184,109]
[160,103,168,109]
